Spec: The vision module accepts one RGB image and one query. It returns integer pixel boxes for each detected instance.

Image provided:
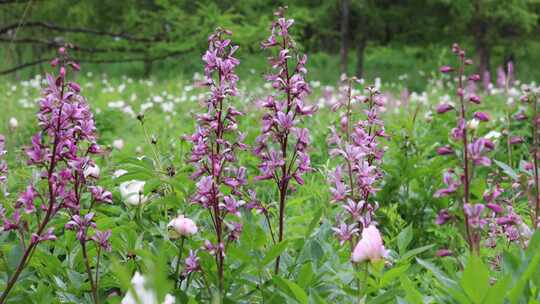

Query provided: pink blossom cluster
[253,7,316,273]
[328,78,387,251]
[185,28,252,289]
[0,47,111,302]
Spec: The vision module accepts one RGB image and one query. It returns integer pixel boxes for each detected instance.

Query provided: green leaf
[380,264,409,287]
[297,262,314,288]
[401,244,434,260]
[461,255,490,304]
[272,275,309,304]
[416,258,457,288]
[397,224,413,254]
[304,207,323,238]
[400,276,424,304]
[508,250,540,303]
[482,275,511,304]
[261,240,289,267]
[494,160,518,180]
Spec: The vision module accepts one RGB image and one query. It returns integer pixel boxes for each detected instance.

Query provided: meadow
[1,10,540,304]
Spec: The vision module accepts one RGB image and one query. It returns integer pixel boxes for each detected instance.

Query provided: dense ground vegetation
[2,4,540,304]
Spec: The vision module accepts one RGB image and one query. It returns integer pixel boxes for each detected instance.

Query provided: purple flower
[435,209,451,225]
[16,185,37,214]
[65,213,96,241]
[89,186,113,204]
[436,103,454,114]
[92,229,112,252]
[464,204,487,228]
[434,170,460,198]
[473,112,490,122]
[331,222,359,246]
[469,95,481,104]
[437,145,454,155]
[435,249,453,257]
[509,136,524,145]
[440,66,454,73]
[468,138,492,167]
[183,250,201,275]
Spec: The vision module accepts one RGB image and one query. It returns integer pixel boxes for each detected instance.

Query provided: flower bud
[436,103,454,114]
[468,74,481,81]
[68,82,81,93]
[351,225,387,263]
[473,111,490,122]
[436,249,452,257]
[469,95,481,104]
[168,214,198,238]
[509,136,524,145]
[50,58,59,67]
[440,66,453,73]
[8,117,18,130]
[486,203,503,214]
[437,146,454,155]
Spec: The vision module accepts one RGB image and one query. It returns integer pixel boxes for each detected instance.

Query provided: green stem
[174,237,185,288]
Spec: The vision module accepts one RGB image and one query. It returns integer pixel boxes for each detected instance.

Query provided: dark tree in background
[1,0,538,80]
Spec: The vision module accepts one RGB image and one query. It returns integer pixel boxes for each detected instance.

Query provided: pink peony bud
[168,215,198,238]
[464,59,473,65]
[58,47,66,55]
[473,112,490,122]
[351,225,387,263]
[440,66,453,73]
[436,103,454,114]
[469,95,481,104]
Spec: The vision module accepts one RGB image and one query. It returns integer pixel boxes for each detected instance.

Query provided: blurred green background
[1,0,539,91]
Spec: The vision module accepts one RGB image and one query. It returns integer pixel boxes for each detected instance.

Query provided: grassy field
[1,45,540,302]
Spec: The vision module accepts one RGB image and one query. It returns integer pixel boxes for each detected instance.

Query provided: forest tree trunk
[340,0,350,75]
[355,36,367,78]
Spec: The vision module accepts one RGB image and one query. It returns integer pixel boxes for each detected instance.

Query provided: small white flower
[121,272,175,304]
[8,117,18,130]
[119,180,147,206]
[113,139,125,150]
[467,119,479,130]
[485,131,502,140]
[113,169,128,179]
[84,164,100,179]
